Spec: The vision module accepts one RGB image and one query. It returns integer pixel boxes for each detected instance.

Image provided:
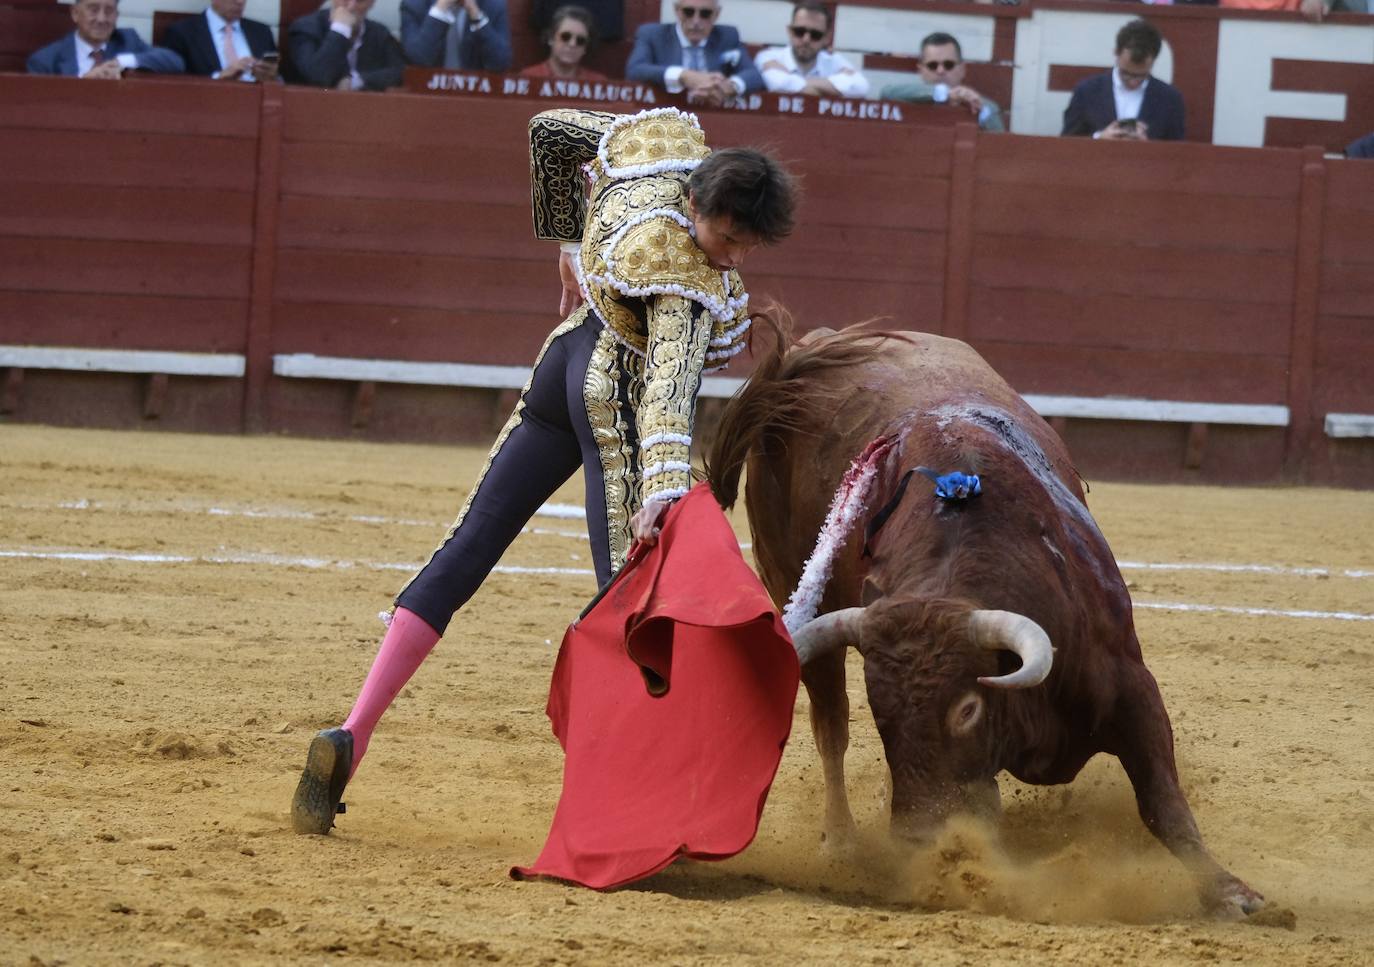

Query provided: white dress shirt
[755,44,868,98]
[1112,66,1149,121]
[205,6,255,81]
[663,23,745,98]
[74,33,137,76]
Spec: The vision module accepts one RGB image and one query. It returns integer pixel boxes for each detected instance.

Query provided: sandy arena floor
[2,424,1372,966]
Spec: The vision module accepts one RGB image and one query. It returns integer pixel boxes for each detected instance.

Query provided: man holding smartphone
[163,0,279,81]
[1061,19,1186,142]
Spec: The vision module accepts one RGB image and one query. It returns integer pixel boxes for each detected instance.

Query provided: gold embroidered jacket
[528,107,752,506]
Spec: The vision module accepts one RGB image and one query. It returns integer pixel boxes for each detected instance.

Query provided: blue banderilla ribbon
[916,466,982,500]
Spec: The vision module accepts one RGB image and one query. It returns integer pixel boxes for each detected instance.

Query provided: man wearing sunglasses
[880,32,1003,133]
[1061,19,1185,142]
[626,0,763,107]
[400,0,512,72]
[756,1,868,99]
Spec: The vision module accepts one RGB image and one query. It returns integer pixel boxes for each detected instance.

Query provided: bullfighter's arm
[528,109,618,243]
[638,295,714,506]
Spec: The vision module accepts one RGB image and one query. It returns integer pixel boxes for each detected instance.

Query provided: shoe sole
[291,732,346,835]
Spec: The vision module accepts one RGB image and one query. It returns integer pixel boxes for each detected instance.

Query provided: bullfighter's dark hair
[1116,19,1162,61]
[920,32,962,60]
[542,4,598,54]
[790,1,832,31]
[688,148,798,245]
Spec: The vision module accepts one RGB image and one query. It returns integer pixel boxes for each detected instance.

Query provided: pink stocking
[341,607,441,778]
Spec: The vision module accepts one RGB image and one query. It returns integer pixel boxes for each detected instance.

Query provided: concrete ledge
[272,353,748,399]
[1022,394,1290,427]
[0,345,246,378]
[1325,413,1374,438]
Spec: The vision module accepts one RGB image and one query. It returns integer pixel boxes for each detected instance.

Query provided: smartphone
[260,52,279,64]
[1117,118,1138,132]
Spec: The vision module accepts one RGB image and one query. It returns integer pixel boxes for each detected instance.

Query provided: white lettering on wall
[1213,22,1374,147]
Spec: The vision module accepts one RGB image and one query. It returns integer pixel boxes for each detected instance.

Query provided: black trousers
[395,312,620,635]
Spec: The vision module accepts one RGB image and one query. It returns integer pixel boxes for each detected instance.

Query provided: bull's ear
[861,577,884,606]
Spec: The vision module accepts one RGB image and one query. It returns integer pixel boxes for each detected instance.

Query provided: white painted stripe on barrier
[1325,413,1374,439]
[1021,394,1289,427]
[4,547,1370,623]
[1117,560,1374,579]
[272,353,747,399]
[1135,601,1374,623]
[0,345,246,377]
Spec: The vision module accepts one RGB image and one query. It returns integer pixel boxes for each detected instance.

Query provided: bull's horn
[790,608,866,665]
[969,610,1054,689]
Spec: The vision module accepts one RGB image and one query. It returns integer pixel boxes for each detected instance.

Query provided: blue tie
[686,45,705,71]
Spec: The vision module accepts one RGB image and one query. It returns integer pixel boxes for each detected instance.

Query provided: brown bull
[707,326,1264,917]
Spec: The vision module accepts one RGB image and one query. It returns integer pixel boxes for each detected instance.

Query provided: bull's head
[792,600,1053,839]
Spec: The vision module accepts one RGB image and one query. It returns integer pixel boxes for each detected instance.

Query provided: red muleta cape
[512,483,800,889]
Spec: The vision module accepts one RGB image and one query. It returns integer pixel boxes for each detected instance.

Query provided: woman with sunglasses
[290,106,799,837]
[519,4,606,81]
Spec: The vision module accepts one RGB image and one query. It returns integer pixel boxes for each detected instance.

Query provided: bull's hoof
[291,728,353,835]
[1205,874,1265,919]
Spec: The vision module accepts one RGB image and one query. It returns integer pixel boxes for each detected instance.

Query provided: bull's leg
[801,647,857,846]
[1112,667,1264,917]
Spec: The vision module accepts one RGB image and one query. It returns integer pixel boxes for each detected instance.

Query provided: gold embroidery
[584,325,639,572]
[394,306,590,604]
[529,109,617,242]
[602,114,709,171]
[638,295,713,502]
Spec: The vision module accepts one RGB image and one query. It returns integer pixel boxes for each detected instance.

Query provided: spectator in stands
[1348,131,1374,158]
[289,0,405,91]
[881,32,1003,131]
[400,0,512,72]
[163,0,279,82]
[1219,0,1367,20]
[519,5,607,82]
[1061,19,1185,141]
[626,0,764,107]
[756,1,868,99]
[532,0,622,43]
[27,0,184,77]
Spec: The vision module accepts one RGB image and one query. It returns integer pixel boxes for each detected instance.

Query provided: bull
[706,325,1264,917]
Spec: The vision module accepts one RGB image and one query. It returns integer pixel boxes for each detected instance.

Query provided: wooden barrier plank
[976,341,1290,404]
[0,130,259,192]
[0,345,245,376]
[0,291,247,351]
[973,182,1299,254]
[967,288,1292,357]
[1318,263,1374,318]
[974,135,1302,198]
[1325,160,1374,214]
[0,183,254,246]
[971,235,1296,305]
[0,237,252,299]
[0,76,261,138]
[1314,313,1374,413]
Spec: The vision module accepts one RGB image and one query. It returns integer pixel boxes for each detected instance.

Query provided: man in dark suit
[289,0,405,91]
[626,0,763,107]
[400,0,511,72]
[1062,19,1185,142]
[27,0,184,77]
[163,0,278,82]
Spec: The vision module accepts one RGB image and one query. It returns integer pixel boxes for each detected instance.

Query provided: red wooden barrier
[1,73,1372,486]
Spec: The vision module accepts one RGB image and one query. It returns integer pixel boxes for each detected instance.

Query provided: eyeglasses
[557,30,588,46]
[922,59,959,72]
[789,25,826,42]
[678,6,717,20]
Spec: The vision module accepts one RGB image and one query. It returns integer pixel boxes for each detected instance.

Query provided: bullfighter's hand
[630,500,672,545]
[84,59,124,80]
[558,249,583,316]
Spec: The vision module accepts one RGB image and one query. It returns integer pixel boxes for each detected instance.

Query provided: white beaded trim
[597,108,705,180]
[709,315,752,348]
[704,340,748,363]
[585,272,734,323]
[641,431,694,448]
[644,486,689,505]
[642,459,694,478]
[599,208,697,277]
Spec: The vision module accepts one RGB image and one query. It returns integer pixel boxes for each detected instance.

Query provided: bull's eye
[947,691,984,737]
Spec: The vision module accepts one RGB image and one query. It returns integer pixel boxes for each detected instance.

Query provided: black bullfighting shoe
[291,727,353,835]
